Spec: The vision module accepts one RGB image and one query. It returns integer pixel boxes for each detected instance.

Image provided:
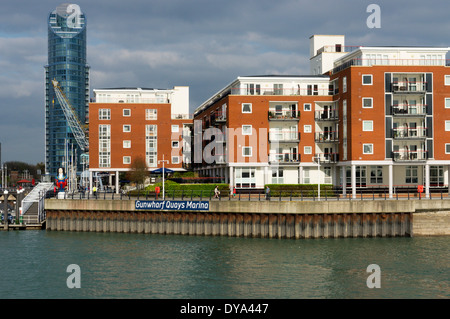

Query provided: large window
[99,108,110,120]
[430,166,444,187]
[271,168,284,184]
[346,166,367,187]
[99,125,111,168]
[146,125,157,167]
[146,109,157,120]
[405,166,418,184]
[370,166,383,184]
[235,168,256,188]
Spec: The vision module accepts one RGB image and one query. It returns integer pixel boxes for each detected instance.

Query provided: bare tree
[126,156,148,190]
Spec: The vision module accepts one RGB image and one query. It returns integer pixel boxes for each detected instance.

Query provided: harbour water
[0,230,448,299]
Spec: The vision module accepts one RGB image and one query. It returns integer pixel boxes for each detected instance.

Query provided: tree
[126,156,148,190]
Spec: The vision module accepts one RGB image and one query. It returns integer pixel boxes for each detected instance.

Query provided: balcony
[315,153,339,164]
[392,81,427,93]
[268,131,300,143]
[269,153,301,164]
[268,110,300,121]
[214,110,226,123]
[314,110,338,121]
[392,104,427,117]
[315,131,339,143]
[393,150,427,162]
[392,127,427,139]
[230,87,333,96]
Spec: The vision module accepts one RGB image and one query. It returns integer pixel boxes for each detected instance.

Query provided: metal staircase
[21,182,54,224]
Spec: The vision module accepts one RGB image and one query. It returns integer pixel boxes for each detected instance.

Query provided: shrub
[264,184,335,197]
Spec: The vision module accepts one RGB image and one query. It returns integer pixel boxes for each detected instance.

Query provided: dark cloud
[0,0,449,164]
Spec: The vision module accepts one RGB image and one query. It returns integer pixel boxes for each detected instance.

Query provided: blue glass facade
[45,4,89,177]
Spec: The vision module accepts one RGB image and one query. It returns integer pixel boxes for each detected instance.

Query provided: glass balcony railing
[393,150,427,161]
[268,153,301,164]
[392,81,427,93]
[268,131,300,143]
[315,131,339,143]
[268,110,300,120]
[314,153,339,163]
[392,105,427,116]
[314,110,338,121]
[392,127,427,139]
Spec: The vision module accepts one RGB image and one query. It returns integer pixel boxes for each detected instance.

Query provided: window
[99,109,110,120]
[242,125,252,135]
[274,84,283,95]
[146,109,157,120]
[363,144,373,154]
[304,146,312,154]
[123,140,131,148]
[370,166,383,184]
[235,168,256,188]
[123,109,131,117]
[99,125,111,168]
[343,76,347,93]
[172,156,179,164]
[304,103,311,111]
[324,166,332,184]
[171,125,179,133]
[445,75,450,86]
[123,125,131,132]
[271,168,284,184]
[446,121,450,131]
[242,147,252,157]
[146,125,157,167]
[362,75,373,85]
[405,166,418,184]
[303,168,310,184]
[172,140,179,148]
[242,103,252,113]
[123,156,131,164]
[445,98,450,109]
[430,166,444,187]
[363,98,373,108]
[446,144,450,154]
[304,125,312,133]
[363,121,373,131]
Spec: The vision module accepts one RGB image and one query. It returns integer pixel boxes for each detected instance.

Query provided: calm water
[0,230,448,299]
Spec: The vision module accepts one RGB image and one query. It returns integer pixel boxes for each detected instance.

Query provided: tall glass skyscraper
[45,3,89,177]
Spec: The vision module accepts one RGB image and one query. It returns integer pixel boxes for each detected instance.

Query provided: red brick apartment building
[88,86,192,192]
[193,35,450,198]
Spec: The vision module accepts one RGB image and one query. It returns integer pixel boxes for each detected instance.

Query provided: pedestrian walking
[93,185,97,197]
[214,186,220,198]
[265,186,270,200]
[233,187,236,198]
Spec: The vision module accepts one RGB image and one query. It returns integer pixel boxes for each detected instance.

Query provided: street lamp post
[315,155,321,200]
[158,155,169,200]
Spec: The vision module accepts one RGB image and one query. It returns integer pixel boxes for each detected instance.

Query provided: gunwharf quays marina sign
[135,200,210,211]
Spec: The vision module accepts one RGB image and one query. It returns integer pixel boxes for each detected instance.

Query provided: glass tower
[45,4,89,178]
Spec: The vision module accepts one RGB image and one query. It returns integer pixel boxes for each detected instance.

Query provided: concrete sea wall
[48,198,450,238]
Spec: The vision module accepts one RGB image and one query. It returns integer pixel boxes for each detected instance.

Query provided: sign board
[135,200,210,211]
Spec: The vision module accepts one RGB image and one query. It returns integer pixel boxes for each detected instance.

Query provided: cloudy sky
[1,0,450,165]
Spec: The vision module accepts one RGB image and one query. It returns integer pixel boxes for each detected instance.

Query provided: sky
[1,0,450,165]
